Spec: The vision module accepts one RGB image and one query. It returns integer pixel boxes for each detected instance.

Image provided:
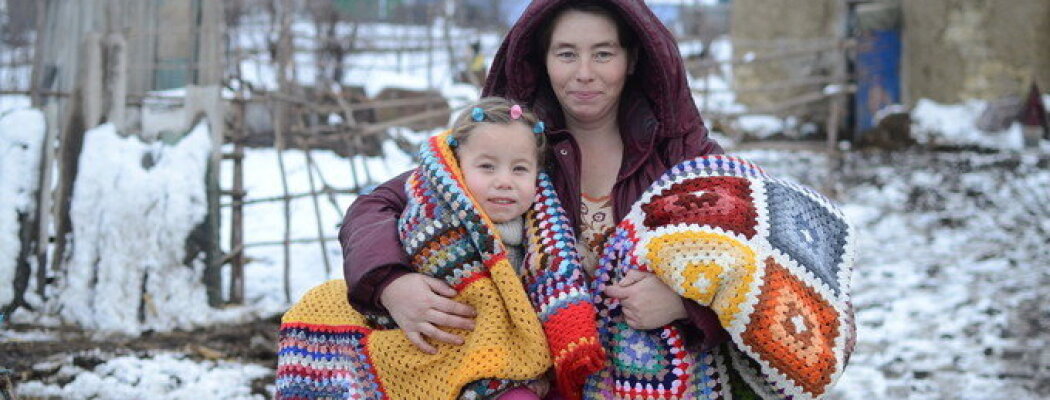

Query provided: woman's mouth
[569,91,601,101]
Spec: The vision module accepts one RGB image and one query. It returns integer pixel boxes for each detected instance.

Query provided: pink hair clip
[510,104,523,120]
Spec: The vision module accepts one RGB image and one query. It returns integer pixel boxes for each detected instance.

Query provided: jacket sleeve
[339,170,414,313]
[679,299,731,352]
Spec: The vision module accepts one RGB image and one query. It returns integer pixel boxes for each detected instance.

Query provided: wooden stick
[359,105,460,136]
[30,0,47,107]
[228,94,247,304]
[246,237,340,248]
[301,124,333,277]
[691,76,838,94]
[686,39,855,70]
[219,187,359,207]
[276,0,293,304]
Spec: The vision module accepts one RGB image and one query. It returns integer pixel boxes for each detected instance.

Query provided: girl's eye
[513,165,531,173]
[479,163,495,171]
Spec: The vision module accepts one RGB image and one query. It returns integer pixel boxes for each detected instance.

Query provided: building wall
[729,0,844,109]
[730,0,1049,108]
[903,0,1050,103]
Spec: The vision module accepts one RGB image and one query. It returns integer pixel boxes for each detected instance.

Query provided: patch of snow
[18,352,271,400]
[56,121,216,335]
[735,115,782,138]
[0,94,30,113]
[0,328,58,342]
[911,98,1025,150]
[872,103,908,125]
[0,108,45,307]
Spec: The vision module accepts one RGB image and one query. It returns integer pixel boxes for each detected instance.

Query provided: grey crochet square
[764,180,848,296]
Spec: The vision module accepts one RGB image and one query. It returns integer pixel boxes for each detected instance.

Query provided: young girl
[411,96,549,399]
[276,98,604,400]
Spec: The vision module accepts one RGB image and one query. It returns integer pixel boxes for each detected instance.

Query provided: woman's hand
[380,273,477,354]
[604,270,688,330]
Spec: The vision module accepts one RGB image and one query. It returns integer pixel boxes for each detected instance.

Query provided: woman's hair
[538,0,637,57]
[450,97,547,167]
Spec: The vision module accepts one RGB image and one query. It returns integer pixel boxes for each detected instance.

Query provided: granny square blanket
[585,155,856,399]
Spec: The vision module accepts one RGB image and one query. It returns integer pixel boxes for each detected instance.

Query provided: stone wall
[903,0,1050,103]
[730,0,1049,107]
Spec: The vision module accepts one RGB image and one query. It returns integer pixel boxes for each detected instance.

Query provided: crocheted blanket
[585,155,856,399]
[276,131,604,400]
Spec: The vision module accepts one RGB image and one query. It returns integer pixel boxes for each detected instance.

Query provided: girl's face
[545,10,630,127]
[456,122,538,223]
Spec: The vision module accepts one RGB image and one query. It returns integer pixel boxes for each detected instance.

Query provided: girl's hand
[380,273,477,354]
[604,270,688,330]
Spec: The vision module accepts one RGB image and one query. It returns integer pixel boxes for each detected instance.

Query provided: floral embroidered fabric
[576,193,616,277]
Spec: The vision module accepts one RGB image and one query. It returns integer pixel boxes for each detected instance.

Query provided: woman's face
[545,10,630,127]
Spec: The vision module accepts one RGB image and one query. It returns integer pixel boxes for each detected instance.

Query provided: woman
[341,0,727,358]
[334,1,854,399]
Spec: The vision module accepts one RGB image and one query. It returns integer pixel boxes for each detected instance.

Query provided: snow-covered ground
[739,149,1050,399]
[17,352,271,399]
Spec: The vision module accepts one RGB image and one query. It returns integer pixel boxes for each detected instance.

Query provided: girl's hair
[538,0,637,58]
[450,97,547,167]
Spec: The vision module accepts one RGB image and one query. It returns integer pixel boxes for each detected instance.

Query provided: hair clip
[471,107,485,122]
[533,121,545,134]
[510,104,523,120]
[447,135,458,147]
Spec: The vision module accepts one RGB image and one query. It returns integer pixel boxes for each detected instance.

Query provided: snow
[0,108,45,307]
[911,98,1027,150]
[0,328,58,342]
[55,121,220,335]
[17,352,271,400]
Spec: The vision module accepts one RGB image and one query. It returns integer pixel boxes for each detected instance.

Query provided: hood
[483,0,707,145]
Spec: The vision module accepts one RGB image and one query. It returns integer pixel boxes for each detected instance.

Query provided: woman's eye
[556,51,577,61]
[595,51,614,62]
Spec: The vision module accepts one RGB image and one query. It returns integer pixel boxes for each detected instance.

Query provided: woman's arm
[339,170,476,353]
[339,170,414,312]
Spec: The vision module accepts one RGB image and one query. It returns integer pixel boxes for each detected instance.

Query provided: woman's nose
[575,60,595,82]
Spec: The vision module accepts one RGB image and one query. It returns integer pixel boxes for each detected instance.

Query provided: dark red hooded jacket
[340,0,727,350]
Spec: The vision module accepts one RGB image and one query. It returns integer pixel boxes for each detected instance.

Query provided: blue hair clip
[471,107,485,122]
[533,121,545,134]
[447,135,458,147]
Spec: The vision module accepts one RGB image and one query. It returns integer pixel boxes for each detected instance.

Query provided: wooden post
[229,97,247,304]
[443,0,457,83]
[302,130,333,277]
[427,7,434,88]
[276,0,294,303]
[227,31,248,305]
[30,0,47,108]
[824,0,850,199]
[49,33,102,283]
[103,33,127,131]
[34,103,60,296]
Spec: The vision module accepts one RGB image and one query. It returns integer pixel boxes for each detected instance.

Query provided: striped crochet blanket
[276,131,605,400]
[585,155,856,399]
